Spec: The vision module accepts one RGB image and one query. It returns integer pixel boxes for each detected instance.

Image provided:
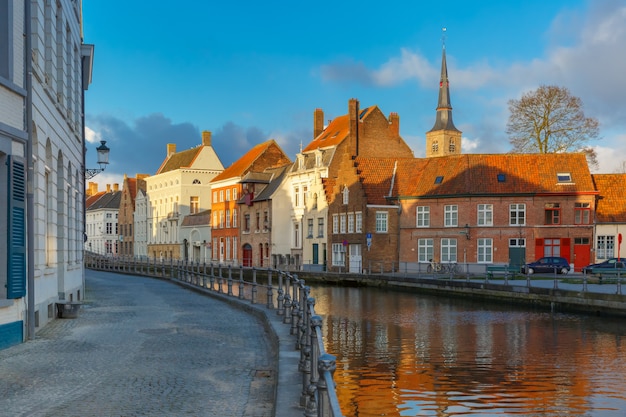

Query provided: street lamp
[85,140,110,180]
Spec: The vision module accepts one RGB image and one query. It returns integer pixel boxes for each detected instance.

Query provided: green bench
[486,265,520,279]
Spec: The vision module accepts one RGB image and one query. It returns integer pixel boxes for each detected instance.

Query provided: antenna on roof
[442,27,447,49]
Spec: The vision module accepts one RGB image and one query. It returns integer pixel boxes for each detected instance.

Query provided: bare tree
[506,85,600,166]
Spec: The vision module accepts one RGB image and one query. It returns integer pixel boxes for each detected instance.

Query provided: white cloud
[85,126,101,144]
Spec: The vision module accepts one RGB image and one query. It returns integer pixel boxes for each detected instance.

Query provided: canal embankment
[294,272,626,317]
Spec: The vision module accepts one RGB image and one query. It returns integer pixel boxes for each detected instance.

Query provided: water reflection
[311,285,626,417]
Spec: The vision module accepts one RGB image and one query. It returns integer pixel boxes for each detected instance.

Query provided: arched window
[342,186,349,205]
[449,139,455,153]
[192,179,201,184]
[432,141,439,153]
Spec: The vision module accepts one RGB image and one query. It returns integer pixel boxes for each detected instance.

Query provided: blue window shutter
[7,155,26,299]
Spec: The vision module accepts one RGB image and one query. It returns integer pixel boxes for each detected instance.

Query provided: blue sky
[82,0,626,188]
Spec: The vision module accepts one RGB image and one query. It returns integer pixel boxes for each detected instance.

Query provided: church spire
[428,39,459,133]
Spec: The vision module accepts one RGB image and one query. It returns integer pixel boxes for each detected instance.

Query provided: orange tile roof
[354,153,596,203]
[593,174,626,222]
[302,106,377,153]
[211,139,283,183]
[86,191,106,209]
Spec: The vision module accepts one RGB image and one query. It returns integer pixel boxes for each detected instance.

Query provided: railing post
[300,296,314,407]
[202,262,207,288]
[210,264,215,290]
[317,353,337,416]
[251,268,258,304]
[277,272,285,315]
[218,265,223,293]
[283,274,292,324]
[266,270,274,309]
[291,275,300,335]
[228,265,234,296]
[554,266,559,289]
[306,315,322,417]
[239,267,245,300]
[618,272,622,295]
[583,273,588,292]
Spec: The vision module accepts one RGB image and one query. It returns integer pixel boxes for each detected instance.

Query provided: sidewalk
[0,270,277,417]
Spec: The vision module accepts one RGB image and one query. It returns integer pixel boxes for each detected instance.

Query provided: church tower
[425,43,462,158]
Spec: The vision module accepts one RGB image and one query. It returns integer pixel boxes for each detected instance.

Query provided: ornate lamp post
[85,140,110,180]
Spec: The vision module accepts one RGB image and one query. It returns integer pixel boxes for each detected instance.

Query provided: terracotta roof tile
[593,174,626,222]
[211,139,289,183]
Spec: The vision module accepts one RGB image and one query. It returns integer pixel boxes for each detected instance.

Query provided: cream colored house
[146,131,223,261]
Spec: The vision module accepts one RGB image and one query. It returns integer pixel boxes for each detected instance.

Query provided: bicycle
[427,259,445,274]
[446,263,460,274]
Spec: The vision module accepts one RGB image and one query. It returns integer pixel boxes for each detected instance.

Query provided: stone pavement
[0,270,277,417]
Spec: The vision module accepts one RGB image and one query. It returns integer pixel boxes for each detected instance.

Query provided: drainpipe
[25,0,35,340]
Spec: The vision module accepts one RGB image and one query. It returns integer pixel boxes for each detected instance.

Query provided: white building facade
[1,0,93,349]
[134,188,148,260]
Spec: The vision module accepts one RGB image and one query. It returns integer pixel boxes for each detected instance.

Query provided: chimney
[106,184,111,193]
[87,182,98,196]
[113,183,119,192]
[167,143,176,156]
[348,98,359,157]
[389,112,400,137]
[313,108,324,139]
[202,130,212,146]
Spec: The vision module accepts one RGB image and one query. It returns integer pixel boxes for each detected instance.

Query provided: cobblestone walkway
[0,270,276,417]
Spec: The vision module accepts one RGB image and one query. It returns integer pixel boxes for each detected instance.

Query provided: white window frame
[376,211,388,233]
[477,238,493,263]
[332,243,346,266]
[347,213,354,233]
[444,205,458,227]
[332,214,338,234]
[342,187,349,205]
[441,238,457,263]
[340,214,346,233]
[418,238,434,263]
[509,204,526,226]
[416,206,430,227]
[477,204,493,226]
[355,212,362,233]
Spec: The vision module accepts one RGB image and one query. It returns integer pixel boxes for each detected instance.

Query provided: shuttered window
[7,156,26,299]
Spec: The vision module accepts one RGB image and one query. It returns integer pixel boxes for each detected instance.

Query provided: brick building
[117,174,148,258]
[592,174,626,263]
[210,139,291,266]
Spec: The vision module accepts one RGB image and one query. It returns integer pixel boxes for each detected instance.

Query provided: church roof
[428,46,460,133]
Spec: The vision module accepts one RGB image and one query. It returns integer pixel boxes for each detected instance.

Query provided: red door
[242,244,252,267]
[574,243,591,272]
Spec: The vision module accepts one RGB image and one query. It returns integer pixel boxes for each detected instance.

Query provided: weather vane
[442,27,447,48]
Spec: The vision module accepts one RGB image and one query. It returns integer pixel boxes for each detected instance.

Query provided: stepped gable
[593,174,626,222]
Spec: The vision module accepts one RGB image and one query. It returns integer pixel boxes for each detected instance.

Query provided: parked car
[521,257,570,275]
[582,258,626,275]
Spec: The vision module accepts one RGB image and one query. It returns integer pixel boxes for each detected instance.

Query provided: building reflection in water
[311,285,626,416]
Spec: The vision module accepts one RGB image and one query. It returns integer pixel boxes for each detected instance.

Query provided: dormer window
[342,186,349,205]
[557,172,572,183]
[434,176,444,184]
[315,152,322,167]
[497,174,506,182]
[298,155,305,170]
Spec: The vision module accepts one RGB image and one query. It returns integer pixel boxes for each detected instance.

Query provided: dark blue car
[582,258,626,275]
[521,257,570,275]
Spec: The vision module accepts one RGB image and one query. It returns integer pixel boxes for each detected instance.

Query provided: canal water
[311,284,626,417]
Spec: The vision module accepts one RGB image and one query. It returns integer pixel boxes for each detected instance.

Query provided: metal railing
[84,253,343,417]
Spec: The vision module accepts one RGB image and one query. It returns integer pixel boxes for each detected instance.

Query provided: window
[497,173,506,182]
[263,210,269,231]
[376,212,388,233]
[432,141,439,153]
[543,238,561,257]
[557,172,572,183]
[477,204,493,226]
[303,185,308,207]
[477,238,493,263]
[574,202,591,225]
[192,179,201,184]
[596,235,614,259]
[342,187,349,204]
[244,214,250,233]
[348,213,354,233]
[225,209,230,227]
[106,223,112,234]
[219,190,224,202]
[332,243,346,266]
[441,238,457,263]
[416,206,430,227]
[544,203,561,225]
[219,211,224,228]
[233,188,238,200]
[355,212,362,233]
[340,214,346,233]
[1,0,12,80]
[213,212,217,228]
[190,196,199,214]
[509,204,526,226]
[418,239,434,263]
[332,214,338,234]
[509,238,526,247]
[444,205,458,227]
[293,222,300,248]
[226,189,230,201]
[233,209,237,227]
[255,211,260,231]
[307,218,314,238]
[294,186,300,207]
[434,176,444,184]
[318,217,324,237]
[448,139,455,153]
